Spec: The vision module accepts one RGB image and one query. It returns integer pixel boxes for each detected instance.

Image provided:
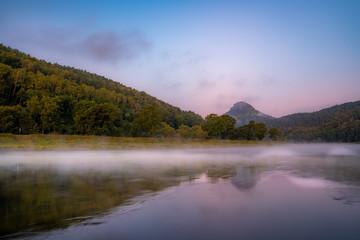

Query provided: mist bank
[1,143,360,238]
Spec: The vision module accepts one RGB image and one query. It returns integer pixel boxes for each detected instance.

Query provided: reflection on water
[0,144,360,239]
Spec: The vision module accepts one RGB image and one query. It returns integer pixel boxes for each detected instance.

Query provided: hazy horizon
[1,0,359,117]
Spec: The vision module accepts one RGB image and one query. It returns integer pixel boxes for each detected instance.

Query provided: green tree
[0,44,205,137]
[236,125,248,140]
[39,96,59,134]
[255,123,267,140]
[202,114,225,138]
[132,106,163,137]
[220,115,236,139]
[0,105,32,134]
[268,127,282,141]
[177,124,192,138]
[26,96,59,134]
[74,103,122,136]
[156,122,177,137]
[0,63,13,105]
[246,121,257,140]
[191,125,208,139]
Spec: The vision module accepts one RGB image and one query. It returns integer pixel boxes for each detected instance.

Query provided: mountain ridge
[224,100,360,142]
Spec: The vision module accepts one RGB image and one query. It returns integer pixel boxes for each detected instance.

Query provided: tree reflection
[1,153,360,237]
[231,166,267,190]
[0,165,205,237]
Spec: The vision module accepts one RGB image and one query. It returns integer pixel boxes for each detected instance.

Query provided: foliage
[236,121,269,140]
[190,125,208,139]
[202,114,277,141]
[74,103,122,136]
[177,124,192,138]
[0,105,31,134]
[156,122,177,137]
[0,44,203,137]
[268,127,282,141]
[255,123,267,140]
[202,114,236,138]
[132,106,163,137]
[266,101,360,142]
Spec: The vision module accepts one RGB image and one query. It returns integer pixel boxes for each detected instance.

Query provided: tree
[39,96,59,134]
[201,114,237,139]
[177,124,192,138]
[236,125,248,140]
[191,125,208,139]
[246,121,257,140]
[202,114,225,138]
[220,115,236,139]
[74,103,122,136]
[268,127,282,141]
[255,123,267,140]
[0,63,13,105]
[0,44,205,137]
[132,105,163,137]
[26,96,59,134]
[0,105,31,134]
[156,122,176,137]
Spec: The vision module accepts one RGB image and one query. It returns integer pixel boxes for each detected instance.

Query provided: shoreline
[0,134,281,150]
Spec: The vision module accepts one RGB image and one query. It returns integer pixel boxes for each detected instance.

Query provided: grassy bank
[0,134,275,150]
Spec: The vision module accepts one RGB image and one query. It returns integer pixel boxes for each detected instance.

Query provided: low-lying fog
[1,144,360,240]
[1,143,359,171]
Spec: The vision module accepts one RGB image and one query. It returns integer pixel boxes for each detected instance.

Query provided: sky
[1,0,359,117]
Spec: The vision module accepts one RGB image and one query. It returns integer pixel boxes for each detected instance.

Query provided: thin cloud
[80,31,151,63]
[1,27,151,65]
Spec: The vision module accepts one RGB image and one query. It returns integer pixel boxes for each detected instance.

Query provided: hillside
[0,44,203,136]
[266,101,360,142]
[225,101,274,126]
[224,101,360,142]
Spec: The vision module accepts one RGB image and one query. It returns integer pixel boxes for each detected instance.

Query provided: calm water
[1,144,360,240]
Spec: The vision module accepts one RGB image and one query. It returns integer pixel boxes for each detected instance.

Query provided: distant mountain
[224,101,274,126]
[267,100,360,142]
[224,100,360,142]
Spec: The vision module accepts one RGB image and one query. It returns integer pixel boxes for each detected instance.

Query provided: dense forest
[266,101,360,142]
[0,44,206,137]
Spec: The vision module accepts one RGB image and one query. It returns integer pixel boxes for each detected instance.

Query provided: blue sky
[1,0,359,117]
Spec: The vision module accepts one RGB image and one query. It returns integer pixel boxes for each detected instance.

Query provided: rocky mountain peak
[224,101,274,126]
[229,101,256,113]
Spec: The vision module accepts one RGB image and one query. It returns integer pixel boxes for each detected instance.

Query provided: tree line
[0,44,202,136]
[265,101,360,142]
[202,114,281,140]
[0,44,281,140]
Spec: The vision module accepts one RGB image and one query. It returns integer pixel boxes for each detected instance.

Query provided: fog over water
[1,144,360,239]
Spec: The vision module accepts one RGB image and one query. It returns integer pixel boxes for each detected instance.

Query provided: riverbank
[0,134,278,150]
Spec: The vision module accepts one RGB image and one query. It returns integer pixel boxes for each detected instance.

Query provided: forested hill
[266,101,360,142]
[0,44,203,136]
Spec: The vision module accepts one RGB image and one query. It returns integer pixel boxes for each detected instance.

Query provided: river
[1,144,360,239]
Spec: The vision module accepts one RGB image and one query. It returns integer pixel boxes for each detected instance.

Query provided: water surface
[1,144,360,239]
